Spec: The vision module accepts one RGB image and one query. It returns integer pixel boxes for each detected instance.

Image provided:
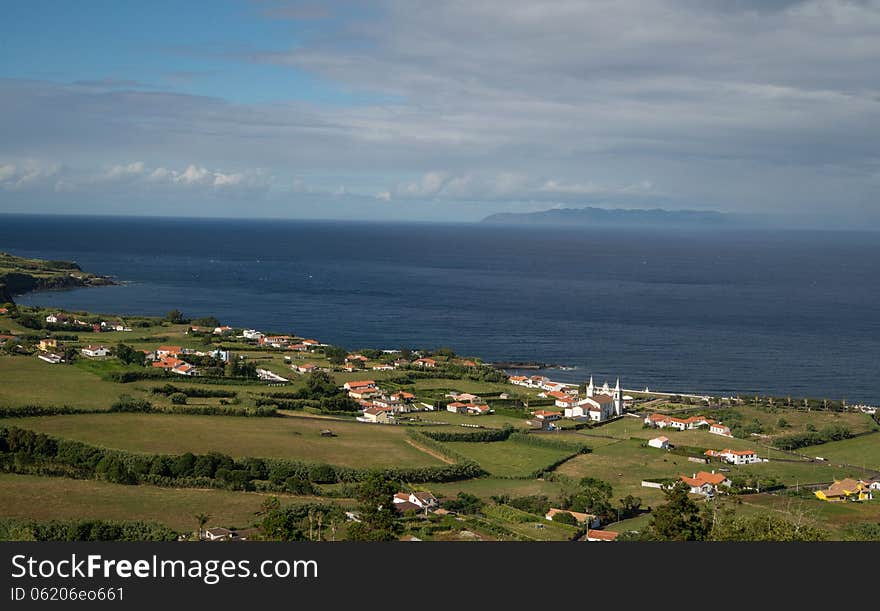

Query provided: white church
[563,377,624,422]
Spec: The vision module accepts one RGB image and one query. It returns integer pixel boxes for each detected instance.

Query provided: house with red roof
[585,529,619,542]
[679,471,731,496]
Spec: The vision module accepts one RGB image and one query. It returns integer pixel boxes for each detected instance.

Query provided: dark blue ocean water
[1,215,878,402]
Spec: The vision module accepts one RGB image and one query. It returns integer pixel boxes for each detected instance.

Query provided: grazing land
[0,413,444,468]
[0,473,330,532]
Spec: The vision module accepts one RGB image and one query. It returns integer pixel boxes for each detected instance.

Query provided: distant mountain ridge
[481,206,730,226]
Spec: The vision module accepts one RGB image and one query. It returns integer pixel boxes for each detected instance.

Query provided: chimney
[693,473,696,479]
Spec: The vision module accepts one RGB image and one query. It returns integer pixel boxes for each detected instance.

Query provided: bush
[169,392,188,405]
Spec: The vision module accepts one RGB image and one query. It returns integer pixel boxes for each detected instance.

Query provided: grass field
[734,492,880,538]
[425,477,564,501]
[799,432,880,471]
[0,413,443,467]
[403,410,529,429]
[0,356,149,410]
[0,473,338,532]
[441,439,575,477]
[569,416,804,460]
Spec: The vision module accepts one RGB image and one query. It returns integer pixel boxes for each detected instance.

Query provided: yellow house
[38,338,58,352]
[814,478,873,502]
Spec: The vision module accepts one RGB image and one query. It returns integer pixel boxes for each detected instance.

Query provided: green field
[426,477,564,501]
[404,410,529,429]
[0,413,442,468]
[0,356,149,410]
[799,432,880,471]
[734,492,880,538]
[0,473,333,532]
[441,439,575,478]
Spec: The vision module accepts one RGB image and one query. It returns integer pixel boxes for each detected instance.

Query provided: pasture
[0,413,443,468]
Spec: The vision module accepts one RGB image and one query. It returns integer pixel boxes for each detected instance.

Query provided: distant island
[0,251,116,303]
[481,206,731,227]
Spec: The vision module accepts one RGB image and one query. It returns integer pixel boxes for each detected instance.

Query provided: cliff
[0,252,116,303]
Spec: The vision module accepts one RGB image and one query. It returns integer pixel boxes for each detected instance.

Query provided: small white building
[38,353,64,364]
[708,449,762,465]
[648,436,670,450]
[710,423,732,437]
[81,345,110,358]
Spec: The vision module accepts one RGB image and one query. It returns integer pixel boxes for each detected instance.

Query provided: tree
[165,309,185,324]
[115,343,145,366]
[194,513,211,540]
[347,471,401,541]
[305,370,339,397]
[777,417,789,429]
[618,495,642,520]
[552,511,578,526]
[323,345,347,366]
[711,513,826,541]
[649,481,710,541]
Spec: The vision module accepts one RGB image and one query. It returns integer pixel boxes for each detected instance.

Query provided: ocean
[1,214,878,402]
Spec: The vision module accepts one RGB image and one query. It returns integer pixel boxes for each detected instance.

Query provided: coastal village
[1,297,880,542]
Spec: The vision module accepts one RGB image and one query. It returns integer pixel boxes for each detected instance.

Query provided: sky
[1,0,879,225]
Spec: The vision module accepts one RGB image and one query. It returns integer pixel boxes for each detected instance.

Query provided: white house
[81,345,110,358]
[648,436,670,450]
[45,313,69,324]
[710,423,732,437]
[38,353,64,364]
[243,329,264,340]
[393,491,438,510]
[360,406,394,424]
[679,471,731,496]
[706,449,762,465]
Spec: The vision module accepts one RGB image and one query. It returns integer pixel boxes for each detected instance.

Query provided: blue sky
[1,1,879,225]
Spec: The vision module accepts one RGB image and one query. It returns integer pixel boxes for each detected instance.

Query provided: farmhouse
[413,357,438,368]
[393,491,438,511]
[81,345,110,358]
[344,380,377,391]
[815,479,874,502]
[705,449,763,465]
[585,529,619,542]
[213,326,234,335]
[155,345,183,357]
[679,471,730,496]
[242,329,264,340]
[38,338,58,352]
[172,363,197,376]
[645,413,714,430]
[204,527,237,542]
[545,508,600,528]
[509,375,530,387]
[532,409,562,421]
[295,363,317,374]
[710,423,732,437]
[361,406,395,424]
[45,313,69,324]
[648,436,670,450]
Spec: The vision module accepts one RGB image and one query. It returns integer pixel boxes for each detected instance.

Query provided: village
[1,303,880,543]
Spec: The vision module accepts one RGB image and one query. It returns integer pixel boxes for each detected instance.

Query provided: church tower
[613,378,623,416]
[586,376,594,398]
